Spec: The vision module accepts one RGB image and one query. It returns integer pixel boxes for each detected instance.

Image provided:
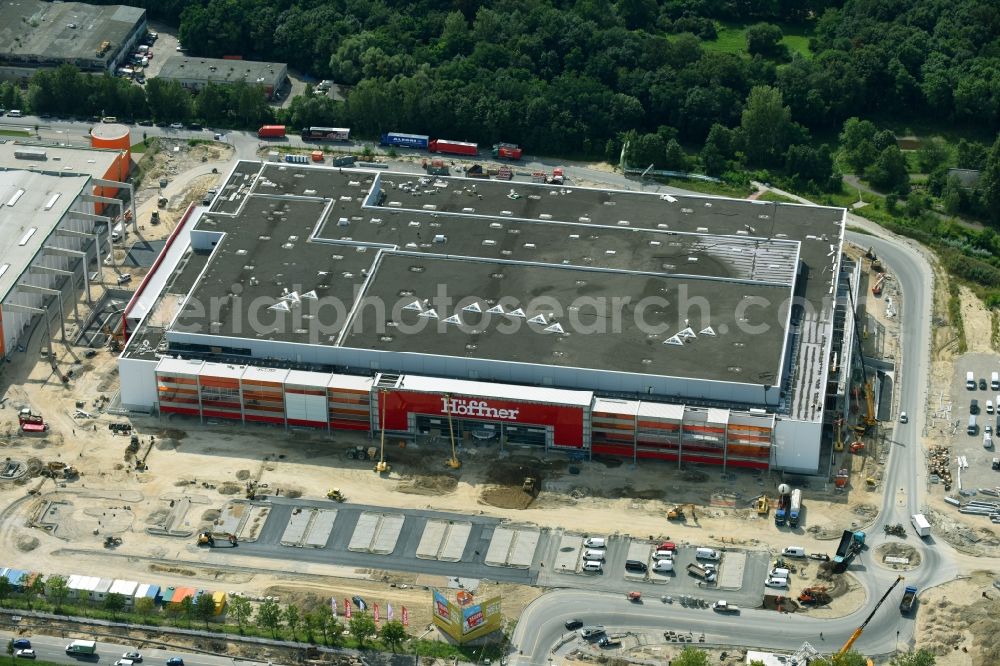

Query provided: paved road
[1,631,245,666]
[510,201,959,664]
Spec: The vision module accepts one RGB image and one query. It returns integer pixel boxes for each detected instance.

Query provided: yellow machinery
[326,488,345,502]
[756,496,769,515]
[837,575,903,662]
[863,381,877,427]
[444,392,461,469]
[833,415,844,452]
[375,389,390,474]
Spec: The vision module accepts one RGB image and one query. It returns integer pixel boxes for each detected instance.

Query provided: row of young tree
[0,574,407,652]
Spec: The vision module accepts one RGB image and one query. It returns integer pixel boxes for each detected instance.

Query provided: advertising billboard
[431,590,502,643]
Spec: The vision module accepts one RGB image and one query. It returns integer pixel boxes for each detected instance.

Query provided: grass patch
[649,175,754,198]
[0,128,31,137]
[131,142,148,154]
[992,310,1000,353]
[757,191,800,203]
[706,22,813,59]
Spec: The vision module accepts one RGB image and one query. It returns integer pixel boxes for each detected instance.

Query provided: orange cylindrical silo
[90,123,132,209]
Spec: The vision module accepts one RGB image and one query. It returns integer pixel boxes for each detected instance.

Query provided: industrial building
[0,1,146,80]
[156,56,287,99]
[0,136,135,360]
[118,161,861,474]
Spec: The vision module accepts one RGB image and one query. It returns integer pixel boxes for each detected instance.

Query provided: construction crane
[444,393,461,469]
[375,389,390,474]
[846,277,878,428]
[837,575,904,660]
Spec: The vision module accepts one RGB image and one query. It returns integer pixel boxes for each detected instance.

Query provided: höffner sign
[441,396,520,420]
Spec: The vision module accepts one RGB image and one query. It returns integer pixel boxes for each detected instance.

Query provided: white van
[582,560,603,573]
[771,567,791,578]
[696,547,720,560]
[7,109,22,117]
[653,549,674,560]
[968,414,978,435]
[765,577,788,588]
[111,222,126,242]
[992,372,999,390]
[782,546,806,557]
[652,559,674,572]
[583,549,606,561]
[584,537,606,549]
[967,371,976,389]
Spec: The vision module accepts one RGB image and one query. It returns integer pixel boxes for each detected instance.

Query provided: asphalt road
[510,212,953,664]
[1,632,242,666]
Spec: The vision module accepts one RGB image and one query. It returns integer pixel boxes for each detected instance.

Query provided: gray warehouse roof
[157,56,286,88]
[138,161,845,391]
[0,1,144,67]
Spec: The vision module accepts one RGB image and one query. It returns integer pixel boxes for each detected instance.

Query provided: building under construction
[118,161,864,474]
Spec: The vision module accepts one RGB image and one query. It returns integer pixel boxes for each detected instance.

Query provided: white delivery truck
[910,513,931,538]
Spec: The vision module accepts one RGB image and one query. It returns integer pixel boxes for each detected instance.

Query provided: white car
[15,650,36,659]
[765,577,788,588]
[582,560,603,573]
[653,549,674,560]
[122,653,143,662]
[652,559,674,572]
[169,122,184,129]
[899,411,907,423]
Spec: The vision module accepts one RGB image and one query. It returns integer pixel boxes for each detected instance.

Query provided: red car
[657,541,677,551]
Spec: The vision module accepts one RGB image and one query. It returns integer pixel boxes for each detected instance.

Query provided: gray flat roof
[157,56,286,87]
[0,1,144,66]
[0,140,121,179]
[136,161,844,387]
[0,170,89,299]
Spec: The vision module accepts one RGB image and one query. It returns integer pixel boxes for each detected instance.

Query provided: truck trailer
[66,640,97,655]
[686,562,717,582]
[257,125,286,139]
[910,513,931,537]
[832,530,865,573]
[789,488,803,527]
[492,142,523,160]
[380,132,430,150]
[429,139,478,156]
[301,126,350,141]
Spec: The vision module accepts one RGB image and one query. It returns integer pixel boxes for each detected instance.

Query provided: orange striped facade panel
[637,420,680,431]
[199,376,240,389]
[286,387,326,397]
[157,375,198,385]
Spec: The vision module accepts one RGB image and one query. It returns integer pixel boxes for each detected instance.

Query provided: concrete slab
[416,520,448,560]
[372,513,405,554]
[238,505,271,542]
[485,527,515,566]
[439,522,472,562]
[280,508,312,546]
[348,512,380,552]
[554,534,584,573]
[509,528,540,568]
[304,509,337,547]
[717,551,746,590]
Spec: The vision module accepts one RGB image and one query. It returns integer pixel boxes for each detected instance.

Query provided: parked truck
[711,600,739,613]
[492,142,523,160]
[66,640,97,655]
[257,125,286,139]
[775,492,791,526]
[899,585,918,614]
[910,513,931,537]
[789,488,803,527]
[380,132,430,149]
[686,562,717,582]
[832,530,866,573]
[429,138,478,156]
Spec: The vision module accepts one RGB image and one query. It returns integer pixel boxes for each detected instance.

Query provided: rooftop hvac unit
[14,149,47,161]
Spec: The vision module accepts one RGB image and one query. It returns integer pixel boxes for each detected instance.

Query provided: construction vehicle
[198,531,238,547]
[522,477,539,496]
[835,468,849,488]
[832,530,866,573]
[833,415,844,452]
[756,495,769,515]
[850,440,866,454]
[444,392,461,469]
[104,536,122,548]
[126,434,140,454]
[837,575,904,664]
[871,273,886,296]
[798,585,832,606]
[44,462,78,479]
[150,210,160,225]
[667,503,696,521]
[374,389,390,474]
[327,488,345,502]
[18,408,48,433]
[346,446,377,461]
[775,484,791,526]
[898,585,918,614]
[686,562,717,582]
[627,591,642,602]
[789,488,803,527]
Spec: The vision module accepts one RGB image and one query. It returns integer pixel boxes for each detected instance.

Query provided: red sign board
[402,606,409,627]
[379,389,584,447]
[344,598,352,618]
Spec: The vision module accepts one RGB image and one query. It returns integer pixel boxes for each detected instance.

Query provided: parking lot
[949,354,1000,490]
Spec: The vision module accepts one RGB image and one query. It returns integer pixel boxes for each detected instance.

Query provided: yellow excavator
[836,575,904,665]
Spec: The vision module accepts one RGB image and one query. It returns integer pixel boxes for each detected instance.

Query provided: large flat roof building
[156,56,287,99]
[0,1,146,80]
[119,161,861,474]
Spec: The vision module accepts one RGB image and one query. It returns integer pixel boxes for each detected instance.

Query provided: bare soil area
[916,572,1000,666]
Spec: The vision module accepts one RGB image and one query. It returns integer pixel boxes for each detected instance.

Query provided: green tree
[164,601,185,625]
[746,23,786,58]
[866,145,911,193]
[980,134,1000,222]
[144,78,191,123]
[255,598,283,638]
[227,595,252,634]
[889,649,936,666]
[672,646,710,666]
[740,86,797,167]
[46,575,69,612]
[349,612,377,648]
[195,592,217,628]
[283,604,301,640]
[135,597,156,622]
[379,621,407,652]
[6,638,14,666]
[178,596,195,628]
[104,593,126,620]
[916,137,949,173]
[957,139,988,170]
[194,82,228,126]
[807,651,872,666]
[22,576,44,610]
[309,604,339,646]
[663,139,690,171]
